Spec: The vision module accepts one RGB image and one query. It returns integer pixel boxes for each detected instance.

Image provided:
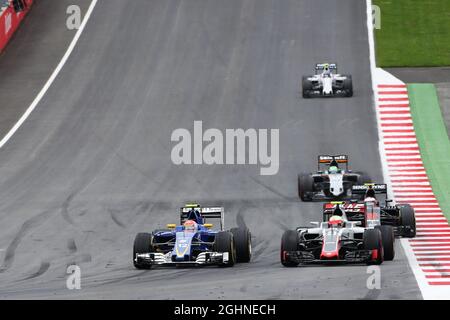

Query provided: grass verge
[408,84,450,220]
[374,0,450,67]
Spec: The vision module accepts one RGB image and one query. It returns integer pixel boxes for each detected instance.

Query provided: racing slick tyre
[363,229,384,265]
[302,76,312,98]
[281,230,299,267]
[400,204,416,238]
[343,75,353,97]
[214,231,236,267]
[230,228,252,263]
[376,225,395,261]
[133,233,153,269]
[298,173,314,201]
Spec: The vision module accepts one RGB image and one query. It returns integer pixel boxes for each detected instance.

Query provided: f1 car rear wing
[315,63,337,72]
[351,184,388,201]
[318,155,349,171]
[180,204,225,231]
[351,184,387,195]
[322,201,353,222]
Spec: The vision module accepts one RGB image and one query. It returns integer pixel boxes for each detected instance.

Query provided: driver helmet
[329,166,339,174]
[323,63,330,71]
[187,208,203,224]
[329,215,344,228]
[364,197,377,203]
[364,188,377,203]
[184,220,198,233]
[333,204,345,217]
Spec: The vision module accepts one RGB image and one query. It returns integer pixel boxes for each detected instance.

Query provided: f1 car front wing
[135,251,230,267]
[284,250,373,264]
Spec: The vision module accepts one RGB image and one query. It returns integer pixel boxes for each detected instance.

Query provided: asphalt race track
[0,0,422,299]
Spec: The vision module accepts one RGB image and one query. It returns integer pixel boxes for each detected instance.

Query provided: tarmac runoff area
[435,84,450,139]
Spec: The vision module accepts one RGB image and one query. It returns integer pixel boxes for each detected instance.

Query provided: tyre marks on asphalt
[67,238,78,254]
[0,210,54,273]
[20,261,51,281]
[108,208,127,228]
[61,193,77,225]
[249,176,292,201]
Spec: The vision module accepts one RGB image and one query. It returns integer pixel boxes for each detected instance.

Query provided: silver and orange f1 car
[280,203,394,267]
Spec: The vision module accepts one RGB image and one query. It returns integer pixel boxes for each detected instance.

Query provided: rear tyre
[281,230,300,267]
[363,229,384,265]
[298,173,314,201]
[343,75,353,97]
[230,228,252,263]
[376,225,395,261]
[133,233,153,269]
[214,232,236,267]
[302,76,312,98]
[400,204,416,238]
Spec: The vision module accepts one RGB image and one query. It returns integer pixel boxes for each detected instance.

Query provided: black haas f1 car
[298,155,369,202]
[322,184,416,238]
[302,63,353,98]
[280,204,394,267]
[133,204,252,269]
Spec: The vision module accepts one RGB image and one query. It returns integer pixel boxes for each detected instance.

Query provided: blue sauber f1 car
[133,204,252,269]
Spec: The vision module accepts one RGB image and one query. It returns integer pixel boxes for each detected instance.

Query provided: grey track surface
[0,0,92,140]
[436,83,450,139]
[0,0,421,299]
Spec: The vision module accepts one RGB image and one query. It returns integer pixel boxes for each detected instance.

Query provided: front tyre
[377,225,395,261]
[364,229,384,265]
[302,76,312,98]
[133,233,153,269]
[214,231,236,267]
[230,228,252,263]
[298,173,314,201]
[343,75,353,97]
[281,230,299,267]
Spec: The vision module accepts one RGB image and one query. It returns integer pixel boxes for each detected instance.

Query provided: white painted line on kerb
[0,0,98,149]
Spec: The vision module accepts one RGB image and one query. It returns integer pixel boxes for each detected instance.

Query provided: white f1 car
[302,63,353,98]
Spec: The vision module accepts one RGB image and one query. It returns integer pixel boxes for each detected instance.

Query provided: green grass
[374,0,450,67]
[408,84,450,221]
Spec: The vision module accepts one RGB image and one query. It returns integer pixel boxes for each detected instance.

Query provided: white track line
[0,0,98,149]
